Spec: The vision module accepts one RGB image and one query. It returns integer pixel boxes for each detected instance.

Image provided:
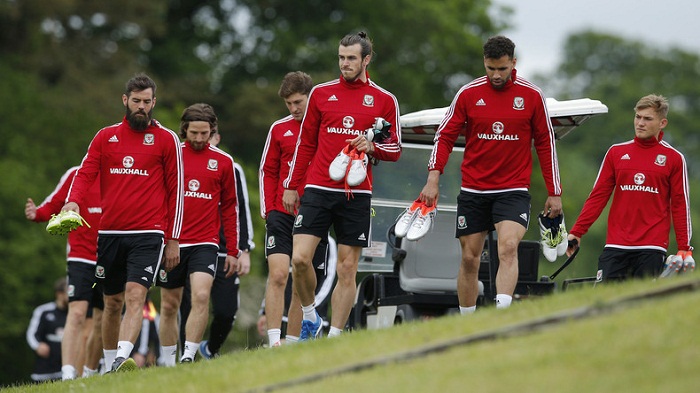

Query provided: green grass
[7,275,700,393]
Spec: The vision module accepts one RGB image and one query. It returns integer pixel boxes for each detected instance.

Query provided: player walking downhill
[157,103,242,365]
[190,160,253,359]
[259,71,337,346]
[179,132,252,360]
[25,167,104,379]
[567,94,693,281]
[63,73,184,372]
[283,32,401,340]
[418,35,563,312]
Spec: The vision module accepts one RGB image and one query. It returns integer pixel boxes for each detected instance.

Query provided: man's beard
[126,107,153,131]
[342,68,363,83]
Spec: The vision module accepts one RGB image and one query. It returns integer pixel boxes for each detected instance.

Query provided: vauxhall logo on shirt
[109,155,150,176]
[619,172,659,194]
[477,121,520,141]
[184,179,212,199]
[326,115,365,136]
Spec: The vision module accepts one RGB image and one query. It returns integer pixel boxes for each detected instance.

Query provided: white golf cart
[352,98,608,329]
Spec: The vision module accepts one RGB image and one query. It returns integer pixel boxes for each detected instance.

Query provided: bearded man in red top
[283,32,401,340]
[63,73,184,372]
[157,103,241,364]
[419,36,563,312]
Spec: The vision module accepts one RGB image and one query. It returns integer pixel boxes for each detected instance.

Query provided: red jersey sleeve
[429,90,468,173]
[259,122,282,219]
[670,151,692,250]
[35,167,78,222]
[569,147,617,238]
[285,89,321,191]
[220,156,241,257]
[163,130,185,241]
[531,90,562,196]
[368,83,402,163]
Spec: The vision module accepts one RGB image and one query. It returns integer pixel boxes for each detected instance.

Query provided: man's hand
[163,239,180,271]
[678,250,695,273]
[61,201,80,214]
[282,189,299,215]
[224,252,250,278]
[566,233,580,257]
[25,198,37,221]
[36,342,50,358]
[237,251,251,276]
[223,255,238,278]
[418,170,441,207]
[347,135,374,155]
[543,196,563,218]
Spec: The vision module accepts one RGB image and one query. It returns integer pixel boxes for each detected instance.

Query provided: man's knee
[103,294,124,313]
[160,290,182,317]
[291,255,312,272]
[67,301,89,321]
[268,267,289,288]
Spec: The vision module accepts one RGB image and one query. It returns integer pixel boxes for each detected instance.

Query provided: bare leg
[286,287,303,338]
[119,282,149,344]
[159,287,184,347]
[291,234,321,307]
[494,220,527,298]
[184,272,215,343]
[102,292,125,351]
[85,308,103,371]
[61,300,89,378]
[264,254,290,342]
[329,244,361,330]
[457,232,487,307]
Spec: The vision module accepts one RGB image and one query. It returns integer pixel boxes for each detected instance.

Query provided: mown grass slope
[8,275,699,393]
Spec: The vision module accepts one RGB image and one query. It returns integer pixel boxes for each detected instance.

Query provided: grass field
[7,275,699,393]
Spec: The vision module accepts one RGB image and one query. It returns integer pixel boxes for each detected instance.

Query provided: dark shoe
[110,357,137,373]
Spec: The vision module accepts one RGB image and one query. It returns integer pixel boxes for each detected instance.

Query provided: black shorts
[157,244,218,289]
[96,233,164,296]
[66,261,104,311]
[596,248,665,282]
[455,190,531,237]
[294,188,371,247]
[265,210,294,258]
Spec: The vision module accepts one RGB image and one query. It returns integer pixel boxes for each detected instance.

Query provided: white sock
[161,345,178,367]
[116,340,134,359]
[301,304,317,322]
[285,335,299,344]
[496,294,512,309]
[103,349,117,371]
[267,328,281,346]
[82,366,98,378]
[182,341,199,361]
[328,326,343,337]
[61,365,77,381]
[459,306,476,315]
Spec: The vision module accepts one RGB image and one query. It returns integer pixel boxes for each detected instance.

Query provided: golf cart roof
[400,97,608,145]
